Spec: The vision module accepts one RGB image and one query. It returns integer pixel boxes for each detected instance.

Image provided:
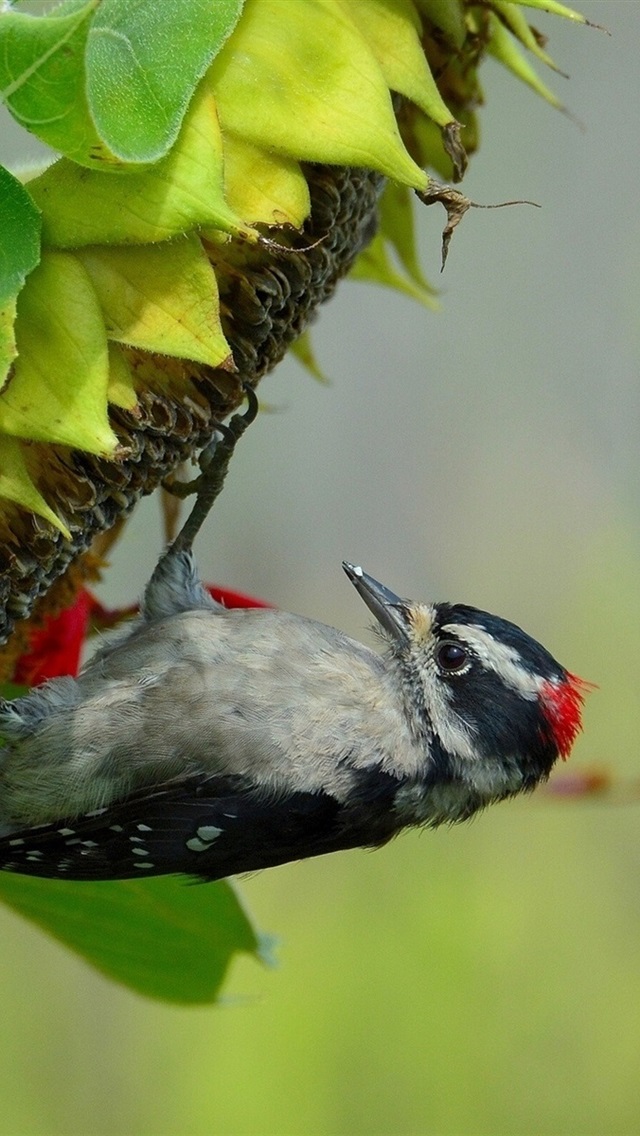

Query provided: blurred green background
[1,2,639,1134]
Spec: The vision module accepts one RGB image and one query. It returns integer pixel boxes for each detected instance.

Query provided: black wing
[0,768,403,882]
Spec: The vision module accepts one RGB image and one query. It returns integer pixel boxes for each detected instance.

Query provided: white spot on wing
[196,826,222,842]
[186,824,223,852]
[186,836,209,853]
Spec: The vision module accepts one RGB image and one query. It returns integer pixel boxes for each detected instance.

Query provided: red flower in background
[207,585,272,611]
[13,585,271,685]
[13,590,100,685]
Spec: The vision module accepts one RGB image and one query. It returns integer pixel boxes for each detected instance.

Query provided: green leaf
[85,0,244,163]
[0,165,41,308]
[0,873,270,1003]
[0,1,117,167]
[0,1,244,169]
[0,166,41,388]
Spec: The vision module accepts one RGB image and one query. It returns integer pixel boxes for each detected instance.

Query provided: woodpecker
[0,395,587,882]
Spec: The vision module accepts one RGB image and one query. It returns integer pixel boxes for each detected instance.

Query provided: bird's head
[343,563,589,822]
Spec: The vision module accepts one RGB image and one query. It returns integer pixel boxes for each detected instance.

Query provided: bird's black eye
[436,641,469,673]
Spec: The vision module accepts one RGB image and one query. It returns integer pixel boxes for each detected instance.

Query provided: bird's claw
[162,386,258,502]
[163,385,258,554]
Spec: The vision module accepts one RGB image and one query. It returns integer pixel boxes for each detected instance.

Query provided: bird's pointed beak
[342,562,409,645]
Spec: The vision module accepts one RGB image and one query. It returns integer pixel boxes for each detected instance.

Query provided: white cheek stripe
[441,623,543,700]
[424,679,478,763]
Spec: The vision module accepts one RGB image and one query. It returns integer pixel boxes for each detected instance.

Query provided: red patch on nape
[540,672,593,760]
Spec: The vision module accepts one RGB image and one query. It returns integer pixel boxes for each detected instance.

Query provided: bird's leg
[163,384,258,553]
[144,385,258,618]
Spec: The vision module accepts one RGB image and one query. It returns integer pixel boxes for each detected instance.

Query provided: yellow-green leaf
[76,236,232,368]
[507,0,589,23]
[378,180,434,298]
[343,0,456,129]
[411,111,469,182]
[0,299,18,392]
[106,343,138,412]
[350,231,438,309]
[0,250,117,453]
[487,12,563,107]
[341,0,467,178]
[222,133,310,229]
[0,435,70,536]
[490,2,565,74]
[413,0,466,48]
[209,0,428,190]
[291,329,330,384]
[29,83,258,247]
